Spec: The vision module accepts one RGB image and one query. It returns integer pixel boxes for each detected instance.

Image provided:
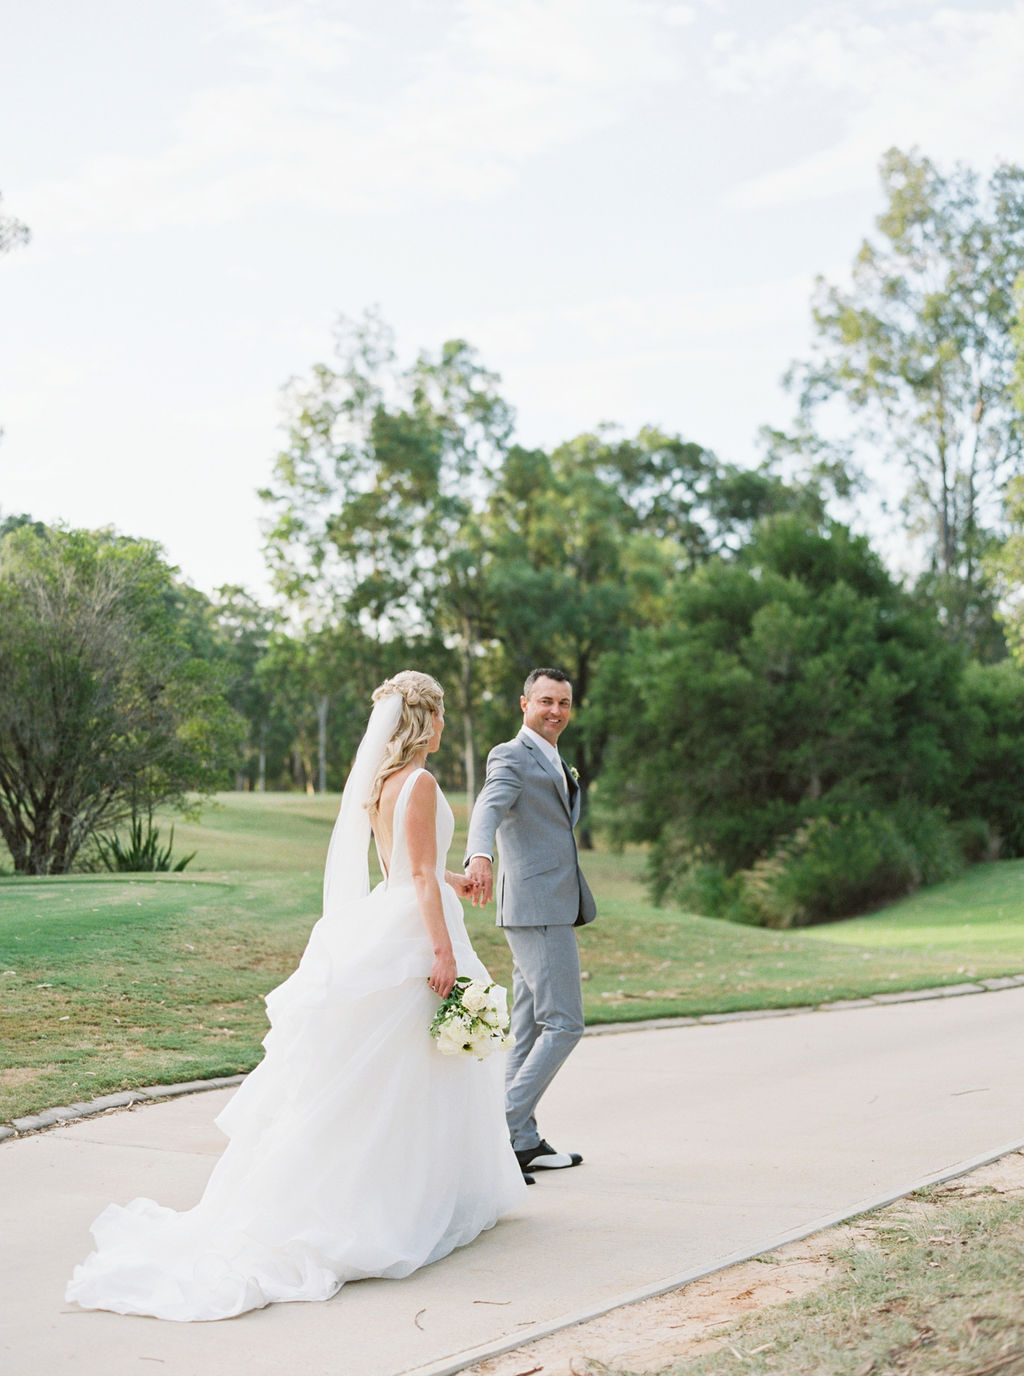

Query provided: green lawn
[801,859,1024,957]
[2,792,1023,1123]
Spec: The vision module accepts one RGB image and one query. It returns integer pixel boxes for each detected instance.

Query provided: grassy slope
[2,793,1023,1122]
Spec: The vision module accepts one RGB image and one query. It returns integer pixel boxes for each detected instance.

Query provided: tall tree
[0,526,246,873]
[787,147,1024,653]
[988,476,1024,667]
[210,586,286,791]
[472,427,830,841]
[260,310,514,795]
[476,438,674,843]
[988,303,1024,666]
[255,621,428,793]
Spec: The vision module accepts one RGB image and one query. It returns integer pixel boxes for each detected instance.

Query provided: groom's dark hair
[523,667,572,697]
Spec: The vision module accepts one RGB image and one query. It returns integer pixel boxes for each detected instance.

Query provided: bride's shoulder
[382,765,426,798]
[407,768,438,802]
[402,770,441,833]
[378,765,428,818]
[383,765,436,804]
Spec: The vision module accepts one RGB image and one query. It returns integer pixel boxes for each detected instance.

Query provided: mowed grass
[2,792,1024,1122]
[801,859,1024,956]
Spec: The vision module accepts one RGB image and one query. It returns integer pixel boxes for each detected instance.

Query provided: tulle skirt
[66,882,526,1321]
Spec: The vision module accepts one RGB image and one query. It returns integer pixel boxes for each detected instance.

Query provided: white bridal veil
[321,691,403,922]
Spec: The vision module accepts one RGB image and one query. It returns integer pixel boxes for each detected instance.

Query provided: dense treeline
[4,148,1024,917]
[594,515,1024,926]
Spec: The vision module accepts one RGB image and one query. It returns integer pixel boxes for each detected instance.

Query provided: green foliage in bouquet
[429,976,512,1059]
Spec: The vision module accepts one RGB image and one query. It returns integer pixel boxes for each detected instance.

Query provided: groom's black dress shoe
[515,1140,583,1172]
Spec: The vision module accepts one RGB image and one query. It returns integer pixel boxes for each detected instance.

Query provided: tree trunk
[316,694,329,793]
[0,800,30,874]
[460,619,476,807]
[257,723,267,793]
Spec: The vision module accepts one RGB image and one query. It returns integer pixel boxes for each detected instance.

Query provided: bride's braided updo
[366,670,444,815]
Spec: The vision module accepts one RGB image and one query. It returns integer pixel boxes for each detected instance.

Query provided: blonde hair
[366,671,444,816]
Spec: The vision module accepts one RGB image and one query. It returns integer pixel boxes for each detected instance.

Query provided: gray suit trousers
[503,924,585,1151]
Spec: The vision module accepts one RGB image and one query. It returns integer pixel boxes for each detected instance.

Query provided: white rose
[461,981,490,1014]
[481,984,509,1028]
[470,1027,497,1059]
[436,1017,471,1055]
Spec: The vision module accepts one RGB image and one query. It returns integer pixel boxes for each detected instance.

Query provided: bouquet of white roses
[429,976,514,1060]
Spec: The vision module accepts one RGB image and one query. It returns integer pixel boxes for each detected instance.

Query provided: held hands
[444,864,492,906]
[444,869,477,899]
[465,856,493,907]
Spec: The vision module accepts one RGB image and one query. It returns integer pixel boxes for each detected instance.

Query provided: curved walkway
[7,973,1024,1140]
[4,984,1024,1376]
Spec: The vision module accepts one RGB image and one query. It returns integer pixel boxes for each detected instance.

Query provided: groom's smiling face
[521,676,572,746]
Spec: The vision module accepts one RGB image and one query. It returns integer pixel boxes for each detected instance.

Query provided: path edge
[404,1135,1024,1376]
[5,974,1024,1140]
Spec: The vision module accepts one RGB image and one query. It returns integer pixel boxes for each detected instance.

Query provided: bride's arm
[406,772,458,999]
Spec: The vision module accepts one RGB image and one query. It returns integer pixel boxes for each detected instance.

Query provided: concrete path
[4,986,1024,1376]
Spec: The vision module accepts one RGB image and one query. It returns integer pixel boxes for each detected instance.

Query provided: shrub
[952,660,1024,857]
[726,804,964,928]
[951,815,1001,864]
[96,818,196,873]
[670,861,746,922]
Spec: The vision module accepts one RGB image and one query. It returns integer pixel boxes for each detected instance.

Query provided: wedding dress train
[66,769,526,1321]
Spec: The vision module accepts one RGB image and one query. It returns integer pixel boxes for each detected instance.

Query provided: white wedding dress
[66,767,526,1321]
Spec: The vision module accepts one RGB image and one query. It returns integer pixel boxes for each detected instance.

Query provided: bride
[66,671,527,1321]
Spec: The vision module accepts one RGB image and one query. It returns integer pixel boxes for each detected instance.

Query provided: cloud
[213,0,360,74]
[662,4,699,25]
[456,271,814,361]
[21,0,683,238]
[721,1,1024,208]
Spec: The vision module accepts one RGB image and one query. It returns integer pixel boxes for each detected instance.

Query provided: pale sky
[3,0,1024,597]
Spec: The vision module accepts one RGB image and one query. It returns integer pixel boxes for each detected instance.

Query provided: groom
[465,667,596,1180]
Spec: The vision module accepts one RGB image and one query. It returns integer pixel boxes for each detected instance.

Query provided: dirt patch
[463,1150,1024,1376]
[0,1066,51,1088]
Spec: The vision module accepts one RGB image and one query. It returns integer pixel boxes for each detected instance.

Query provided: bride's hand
[445,869,476,898]
[428,949,457,1000]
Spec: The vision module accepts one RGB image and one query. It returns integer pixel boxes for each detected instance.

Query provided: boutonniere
[569,765,580,784]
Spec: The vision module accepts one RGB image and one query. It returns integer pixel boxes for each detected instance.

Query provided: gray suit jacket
[465,730,597,929]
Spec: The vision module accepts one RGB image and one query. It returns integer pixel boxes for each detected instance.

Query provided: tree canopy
[788,147,1024,654]
[9,145,1024,908]
[0,525,246,873]
[592,513,1021,924]
[260,311,841,817]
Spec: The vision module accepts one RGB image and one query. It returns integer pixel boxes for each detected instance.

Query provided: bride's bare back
[372,764,430,877]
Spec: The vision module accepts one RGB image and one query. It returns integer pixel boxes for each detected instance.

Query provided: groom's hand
[445,869,476,898]
[466,856,493,906]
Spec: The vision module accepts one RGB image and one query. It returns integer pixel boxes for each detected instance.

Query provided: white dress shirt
[520,725,568,795]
